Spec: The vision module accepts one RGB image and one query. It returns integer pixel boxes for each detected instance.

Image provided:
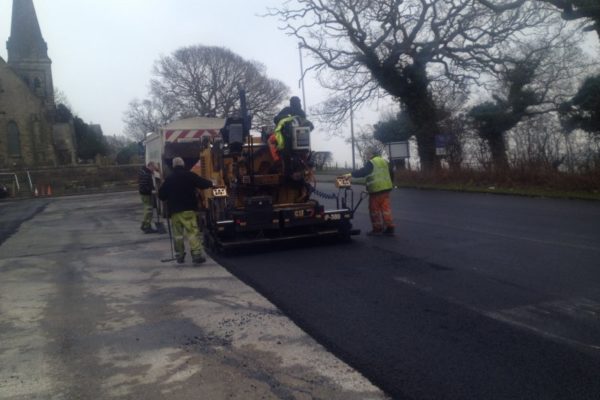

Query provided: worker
[343,147,395,236]
[274,96,314,129]
[158,157,213,265]
[138,161,158,234]
[274,96,306,125]
[269,96,314,168]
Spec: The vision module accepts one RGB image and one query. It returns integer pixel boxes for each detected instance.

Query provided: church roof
[7,0,49,61]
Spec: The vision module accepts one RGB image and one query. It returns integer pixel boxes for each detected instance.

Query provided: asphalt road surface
[0,193,385,400]
[0,198,49,246]
[1,188,599,399]
[213,185,600,400]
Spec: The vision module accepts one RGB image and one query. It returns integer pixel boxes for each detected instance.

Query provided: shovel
[153,195,167,234]
[161,216,176,262]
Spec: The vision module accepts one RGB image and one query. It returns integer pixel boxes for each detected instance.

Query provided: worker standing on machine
[158,157,213,265]
[343,147,395,237]
[269,96,314,171]
[274,96,308,125]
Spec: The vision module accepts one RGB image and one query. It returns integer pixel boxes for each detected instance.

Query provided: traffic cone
[47,185,52,196]
[34,187,39,197]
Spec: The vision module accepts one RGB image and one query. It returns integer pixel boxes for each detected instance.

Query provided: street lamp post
[350,91,356,170]
[298,43,307,109]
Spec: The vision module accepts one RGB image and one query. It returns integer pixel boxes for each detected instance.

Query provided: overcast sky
[0,0,389,166]
[1,1,597,166]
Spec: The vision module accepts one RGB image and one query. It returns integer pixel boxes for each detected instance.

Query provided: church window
[7,122,22,157]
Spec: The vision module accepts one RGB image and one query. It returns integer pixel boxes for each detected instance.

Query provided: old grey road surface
[0,192,386,400]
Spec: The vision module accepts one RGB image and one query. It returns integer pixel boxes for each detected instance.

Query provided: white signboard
[388,141,410,160]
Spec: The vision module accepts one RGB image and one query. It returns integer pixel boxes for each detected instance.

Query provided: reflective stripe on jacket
[273,115,296,150]
[366,156,393,194]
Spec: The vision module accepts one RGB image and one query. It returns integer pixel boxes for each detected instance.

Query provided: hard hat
[364,146,380,159]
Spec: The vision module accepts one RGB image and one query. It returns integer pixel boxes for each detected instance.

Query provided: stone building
[0,0,76,169]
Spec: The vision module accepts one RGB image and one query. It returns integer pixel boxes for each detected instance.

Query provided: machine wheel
[203,229,222,255]
[203,231,215,254]
[337,220,352,242]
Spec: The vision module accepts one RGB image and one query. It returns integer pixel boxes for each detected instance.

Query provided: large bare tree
[479,0,600,39]
[469,27,588,170]
[124,45,289,140]
[268,0,548,170]
[150,45,289,127]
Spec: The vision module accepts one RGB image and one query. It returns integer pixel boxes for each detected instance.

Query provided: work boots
[366,227,395,237]
[192,254,207,265]
[141,225,158,234]
[383,227,395,236]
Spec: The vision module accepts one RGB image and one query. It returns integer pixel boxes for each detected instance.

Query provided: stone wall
[2,164,142,197]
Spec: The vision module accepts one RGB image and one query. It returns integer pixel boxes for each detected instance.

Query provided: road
[0,193,385,400]
[1,187,599,399]
[0,198,50,246]
[213,185,600,400]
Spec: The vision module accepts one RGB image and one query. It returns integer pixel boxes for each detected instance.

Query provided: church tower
[6,0,55,112]
[0,0,61,168]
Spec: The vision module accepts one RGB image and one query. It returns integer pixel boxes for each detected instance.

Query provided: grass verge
[316,168,600,201]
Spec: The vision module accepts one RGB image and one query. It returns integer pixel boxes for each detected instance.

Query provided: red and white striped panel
[164,129,220,142]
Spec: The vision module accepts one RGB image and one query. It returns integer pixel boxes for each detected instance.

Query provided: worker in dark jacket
[138,161,158,233]
[274,96,306,125]
[343,147,395,236]
[158,157,213,265]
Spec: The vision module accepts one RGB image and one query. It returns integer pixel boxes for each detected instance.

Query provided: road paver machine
[195,91,361,252]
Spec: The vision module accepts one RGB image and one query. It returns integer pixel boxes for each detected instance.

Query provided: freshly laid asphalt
[213,186,600,400]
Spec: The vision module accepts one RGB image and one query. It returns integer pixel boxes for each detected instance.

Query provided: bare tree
[479,0,600,40]
[469,27,588,170]
[311,151,333,170]
[508,115,565,170]
[347,128,386,165]
[560,74,600,136]
[150,45,289,127]
[53,88,71,111]
[123,98,177,142]
[267,0,548,171]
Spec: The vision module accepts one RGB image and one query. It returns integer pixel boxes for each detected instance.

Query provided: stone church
[0,0,76,169]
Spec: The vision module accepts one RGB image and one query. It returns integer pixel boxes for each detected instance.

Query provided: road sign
[435,134,452,156]
[388,141,409,160]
